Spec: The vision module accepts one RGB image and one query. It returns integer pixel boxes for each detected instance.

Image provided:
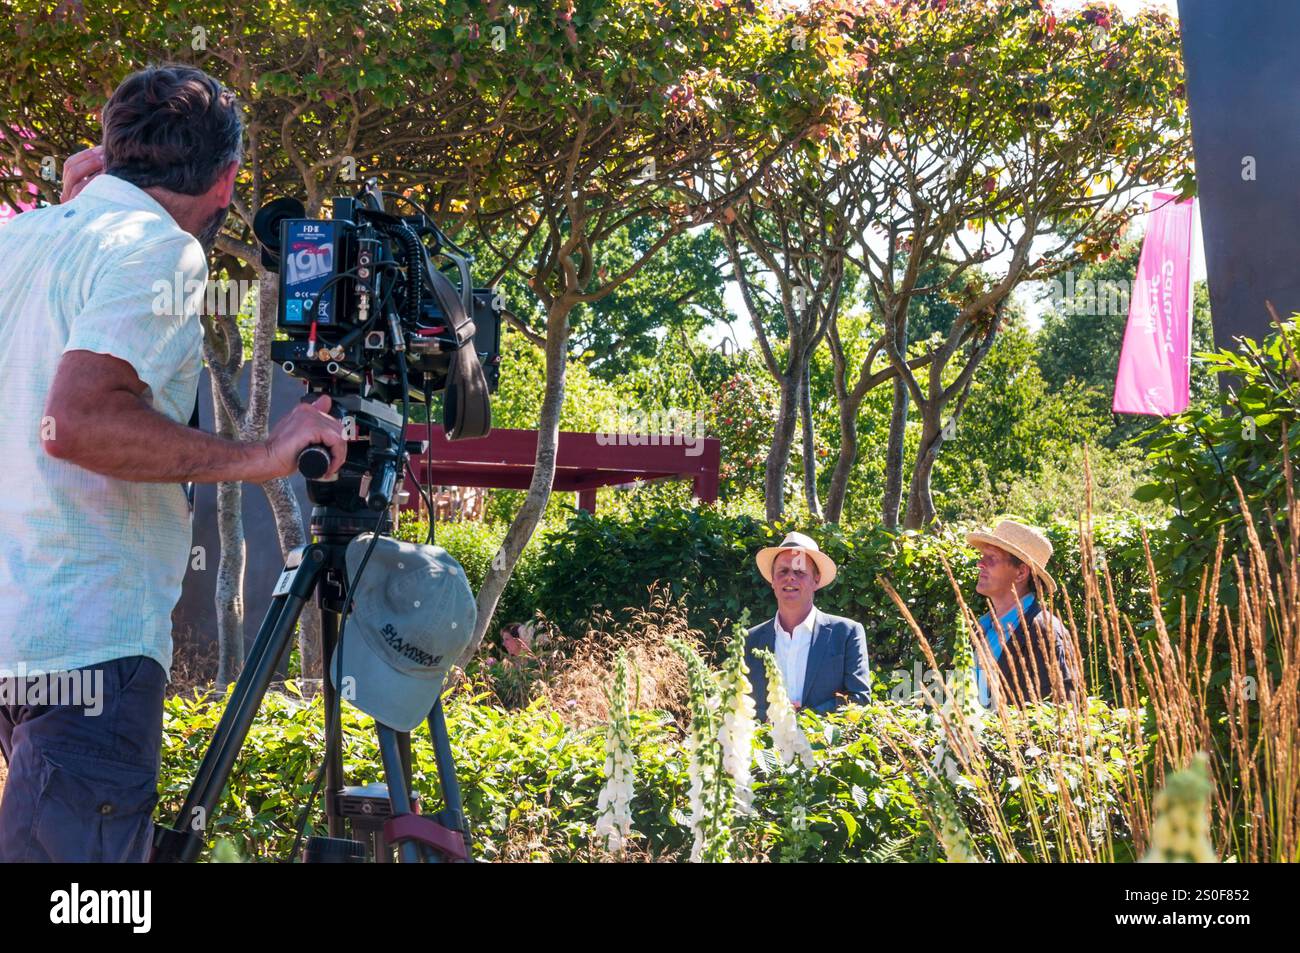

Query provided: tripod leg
[319,609,346,838]
[428,696,473,859]
[397,731,414,800]
[151,545,327,863]
[376,726,427,863]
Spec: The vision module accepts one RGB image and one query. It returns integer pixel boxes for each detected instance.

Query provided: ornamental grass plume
[717,625,758,814]
[669,637,735,862]
[594,650,636,855]
[756,648,815,768]
[1141,753,1217,863]
[542,586,694,729]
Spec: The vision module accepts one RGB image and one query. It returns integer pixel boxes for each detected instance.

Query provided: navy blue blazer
[745,610,872,721]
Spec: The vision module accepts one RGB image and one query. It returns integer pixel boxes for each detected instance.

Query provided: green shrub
[157,686,1139,862]
[1138,319,1300,596]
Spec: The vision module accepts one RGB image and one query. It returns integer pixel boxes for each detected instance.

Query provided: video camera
[252,181,498,508]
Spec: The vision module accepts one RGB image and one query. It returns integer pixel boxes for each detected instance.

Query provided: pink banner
[1113,192,1195,416]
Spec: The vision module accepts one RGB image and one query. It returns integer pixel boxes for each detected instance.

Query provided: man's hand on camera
[62,145,105,203]
[261,395,346,482]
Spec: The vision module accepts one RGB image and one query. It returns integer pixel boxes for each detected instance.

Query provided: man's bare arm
[43,350,346,484]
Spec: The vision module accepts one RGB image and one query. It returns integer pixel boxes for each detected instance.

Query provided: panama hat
[966,519,1057,596]
[756,532,838,589]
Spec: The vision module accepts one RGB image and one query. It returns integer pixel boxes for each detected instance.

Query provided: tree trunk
[243,270,279,439]
[212,383,246,688]
[898,317,999,533]
[764,367,802,522]
[799,362,822,520]
[823,320,868,525]
[823,396,858,524]
[903,410,942,531]
[261,475,322,679]
[458,299,572,667]
[208,271,322,686]
[881,378,909,530]
[245,273,323,680]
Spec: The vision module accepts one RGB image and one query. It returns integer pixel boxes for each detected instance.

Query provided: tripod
[152,395,471,863]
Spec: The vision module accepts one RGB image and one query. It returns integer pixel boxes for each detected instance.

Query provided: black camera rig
[254,180,498,443]
[149,183,499,863]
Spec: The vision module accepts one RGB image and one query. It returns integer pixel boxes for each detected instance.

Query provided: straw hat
[966,519,1057,595]
[756,532,838,589]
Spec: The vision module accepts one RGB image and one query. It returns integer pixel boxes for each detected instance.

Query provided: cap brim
[966,532,1057,595]
[756,546,837,589]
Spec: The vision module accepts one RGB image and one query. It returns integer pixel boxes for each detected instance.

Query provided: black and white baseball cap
[329,535,477,731]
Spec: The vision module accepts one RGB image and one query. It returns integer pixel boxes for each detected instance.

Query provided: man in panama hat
[966,519,1077,707]
[744,532,871,721]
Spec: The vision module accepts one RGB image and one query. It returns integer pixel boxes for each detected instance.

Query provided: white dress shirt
[773,606,818,705]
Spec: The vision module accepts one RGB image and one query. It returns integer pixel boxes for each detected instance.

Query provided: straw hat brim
[756,545,838,589]
[966,531,1057,595]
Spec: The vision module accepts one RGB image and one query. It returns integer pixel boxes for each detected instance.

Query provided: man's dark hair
[102,64,243,196]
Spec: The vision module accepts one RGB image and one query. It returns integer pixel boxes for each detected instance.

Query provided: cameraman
[0,64,345,862]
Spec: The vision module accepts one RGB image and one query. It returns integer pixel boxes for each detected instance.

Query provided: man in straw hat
[744,532,871,721]
[966,519,1076,707]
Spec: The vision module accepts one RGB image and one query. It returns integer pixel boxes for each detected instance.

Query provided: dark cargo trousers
[0,656,166,862]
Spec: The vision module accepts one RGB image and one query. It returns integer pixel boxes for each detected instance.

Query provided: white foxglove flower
[718,635,758,813]
[684,733,710,862]
[670,636,735,863]
[931,781,983,863]
[594,651,636,855]
[1142,753,1217,863]
[932,667,986,784]
[761,651,814,768]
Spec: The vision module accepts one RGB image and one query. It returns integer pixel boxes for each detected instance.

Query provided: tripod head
[295,392,426,515]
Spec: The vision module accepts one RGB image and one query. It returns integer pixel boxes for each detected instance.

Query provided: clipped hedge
[156,685,1140,862]
[529,508,1156,670]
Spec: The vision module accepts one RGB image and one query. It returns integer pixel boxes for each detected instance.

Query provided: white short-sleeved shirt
[0,174,208,678]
